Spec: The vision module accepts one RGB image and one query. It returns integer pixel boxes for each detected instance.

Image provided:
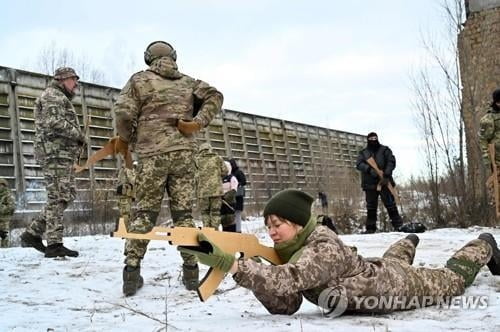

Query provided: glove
[369,168,379,179]
[178,233,235,272]
[177,119,201,135]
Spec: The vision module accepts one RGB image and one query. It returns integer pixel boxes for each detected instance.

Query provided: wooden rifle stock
[111,218,282,301]
[74,136,133,173]
[366,157,399,204]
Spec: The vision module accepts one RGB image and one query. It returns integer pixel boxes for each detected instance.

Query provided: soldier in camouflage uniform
[180,189,500,316]
[20,67,84,258]
[479,89,500,169]
[0,178,15,248]
[114,41,223,295]
[195,143,226,229]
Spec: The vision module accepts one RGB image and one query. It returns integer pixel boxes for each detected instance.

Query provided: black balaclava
[367,132,380,151]
[491,89,500,112]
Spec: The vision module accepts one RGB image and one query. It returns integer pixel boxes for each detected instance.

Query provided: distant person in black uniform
[356,132,402,234]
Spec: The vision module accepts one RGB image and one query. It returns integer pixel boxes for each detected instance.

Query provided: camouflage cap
[0,178,9,186]
[54,67,79,80]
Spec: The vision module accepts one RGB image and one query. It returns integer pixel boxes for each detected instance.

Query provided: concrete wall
[0,65,365,228]
[458,3,500,207]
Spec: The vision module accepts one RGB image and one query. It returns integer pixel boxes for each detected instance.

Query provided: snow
[1,219,499,332]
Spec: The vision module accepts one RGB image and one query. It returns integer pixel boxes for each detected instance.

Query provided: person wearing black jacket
[356,132,402,233]
[229,159,247,232]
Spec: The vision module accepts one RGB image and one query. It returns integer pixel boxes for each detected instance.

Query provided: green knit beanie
[263,189,314,226]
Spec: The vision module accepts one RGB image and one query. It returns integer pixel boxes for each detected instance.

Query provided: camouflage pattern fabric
[479,107,500,164]
[27,162,77,245]
[124,150,197,267]
[195,144,226,228]
[114,57,223,157]
[33,82,84,163]
[26,82,83,245]
[0,180,15,248]
[198,196,222,229]
[195,144,226,198]
[233,226,492,315]
[116,166,136,227]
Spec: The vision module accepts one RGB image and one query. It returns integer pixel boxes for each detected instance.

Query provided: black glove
[379,177,390,186]
[369,168,379,178]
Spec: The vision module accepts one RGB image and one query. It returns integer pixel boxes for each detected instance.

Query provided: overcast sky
[0,0,451,181]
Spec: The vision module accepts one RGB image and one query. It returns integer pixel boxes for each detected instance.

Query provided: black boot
[44,243,79,258]
[20,231,46,253]
[123,265,144,296]
[478,233,500,275]
[405,234,419,248]
[182,264,199,291]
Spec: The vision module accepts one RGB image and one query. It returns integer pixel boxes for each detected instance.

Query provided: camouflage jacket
[33,81,84,162]
[479,107,500,161]
[195,147,226,198]
[0,185,15,219]
[234,225,461,315]
[114,57,223,157]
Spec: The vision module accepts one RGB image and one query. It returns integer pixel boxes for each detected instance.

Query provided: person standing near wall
[114,41,223,295]
[229,158,246,232]
[20,67,84,258]
[479,89,500,170]
[196,143,226,229]
[221,161,238,232]
[0,178,15,248]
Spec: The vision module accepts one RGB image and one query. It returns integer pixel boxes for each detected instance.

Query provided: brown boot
[123,265,144,296]
[182,264,199,291]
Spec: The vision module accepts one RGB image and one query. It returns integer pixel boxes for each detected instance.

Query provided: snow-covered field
[1,218,499,332]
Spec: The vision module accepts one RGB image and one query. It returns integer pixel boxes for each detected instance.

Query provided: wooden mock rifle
[366,157,400,204]
[74,136,133,173]
[485,143,500,218]
[111,218,282,302]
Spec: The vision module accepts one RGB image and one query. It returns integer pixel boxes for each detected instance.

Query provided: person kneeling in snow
[179,189,500,315]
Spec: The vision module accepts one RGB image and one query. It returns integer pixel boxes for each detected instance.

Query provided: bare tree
[409,0,489,227]
[35,41,106,84]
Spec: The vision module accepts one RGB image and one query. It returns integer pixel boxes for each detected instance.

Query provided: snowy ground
[1,218,499,332]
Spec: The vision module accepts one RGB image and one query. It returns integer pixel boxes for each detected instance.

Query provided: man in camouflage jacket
[0,178,15,248]
[195,143,226,229]
[180,189,500,316]
[114,41,223,295]
[479,89,500,169]
[20,67,84,258]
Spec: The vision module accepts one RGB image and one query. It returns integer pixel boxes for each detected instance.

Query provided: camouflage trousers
[125,150,197,267]
[118,195,133,227]
[0,217,10,247]
[343,237,492,312]
[26,159,76,245]
[198,196,222,229]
